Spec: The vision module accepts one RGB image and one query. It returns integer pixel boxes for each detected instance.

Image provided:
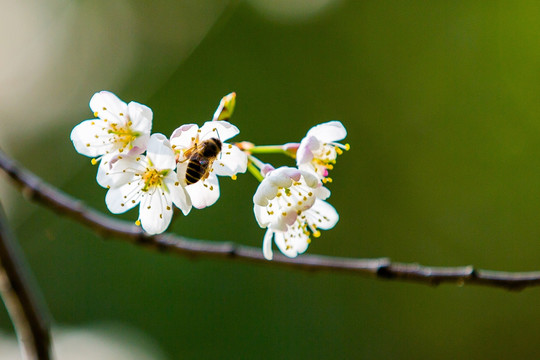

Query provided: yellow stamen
[231,175,237,180]
[91,158,98,165]
[135,220,141,226]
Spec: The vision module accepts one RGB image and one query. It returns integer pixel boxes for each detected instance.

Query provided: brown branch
[0,202,52,359]
[1,148,540,292]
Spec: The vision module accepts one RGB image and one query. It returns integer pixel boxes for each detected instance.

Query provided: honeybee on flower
[170,94,247,209]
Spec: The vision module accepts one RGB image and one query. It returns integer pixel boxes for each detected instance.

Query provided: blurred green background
[2,0,540,358]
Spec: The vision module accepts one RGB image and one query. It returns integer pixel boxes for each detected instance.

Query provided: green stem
[249,145,288,155]
[247,163,264,182]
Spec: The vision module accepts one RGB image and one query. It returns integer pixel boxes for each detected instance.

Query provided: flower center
[141,169,168,192]
[108,121,140,151]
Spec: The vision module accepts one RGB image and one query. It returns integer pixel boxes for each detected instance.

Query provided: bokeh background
[2,0,540,358]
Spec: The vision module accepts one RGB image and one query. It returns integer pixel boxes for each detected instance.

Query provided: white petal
[70,119,114,157]
[199,121,239,142]
[147,134,175,170]
[105,181,143,214]
[253,182,277,206]
[96,154,121,188]
[253,204,271,228]
[267,167,298,188]
[213,144,247,176]
[296,136,318,165]
[300,170,320,188]
[132,133,151,154]
[164,173,192,215]
[186,173,220,209]
[139,188,174,235]
[274,227,310,258]
[306,121,347,143]
[262,229,274,260]
[127,101,152,135]
[273,231,299,258]
[309,199,339,230]
[314,185,331,200]
[100,156,146,188]
[89,91,128,124]
[170,124,199,148]
[176,161,188,185]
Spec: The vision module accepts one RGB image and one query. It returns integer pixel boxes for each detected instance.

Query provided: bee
[182,138,222,185]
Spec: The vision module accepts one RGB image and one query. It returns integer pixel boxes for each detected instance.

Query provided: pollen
[313,230,321,238]
[231,175,237,180]
[345,143,350,151]
[91,158,98,165]
[135,220,141,226]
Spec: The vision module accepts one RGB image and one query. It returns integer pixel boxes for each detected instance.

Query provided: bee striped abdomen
[185,157,209,185]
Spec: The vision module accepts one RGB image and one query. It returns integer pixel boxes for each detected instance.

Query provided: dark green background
[3,1,540,358]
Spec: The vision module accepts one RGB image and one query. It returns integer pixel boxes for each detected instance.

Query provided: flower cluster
[71,91,246,234]
[71,91,348,259]
[249,121,348,259]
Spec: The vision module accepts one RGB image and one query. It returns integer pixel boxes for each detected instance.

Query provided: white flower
[296,121,349,182]
[253,166,338,259]
[170,120,247,209]
[70,91,152,185]
[102,133,191,235]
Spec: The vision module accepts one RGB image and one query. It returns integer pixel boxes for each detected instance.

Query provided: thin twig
[1,148,540,292]
[0,202,52,359]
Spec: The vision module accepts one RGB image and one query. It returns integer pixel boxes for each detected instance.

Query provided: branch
[0,202,52,359]
[1,148,540,292]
